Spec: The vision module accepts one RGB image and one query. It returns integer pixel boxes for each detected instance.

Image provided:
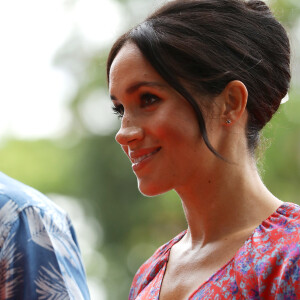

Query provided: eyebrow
[110,81,167,101]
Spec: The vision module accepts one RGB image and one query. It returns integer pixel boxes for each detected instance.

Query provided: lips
[129,147,161,171]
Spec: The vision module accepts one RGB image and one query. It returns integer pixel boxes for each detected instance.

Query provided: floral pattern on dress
[129,202,300,300]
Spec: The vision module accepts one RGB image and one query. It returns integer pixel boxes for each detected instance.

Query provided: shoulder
[0,171,78,249]
[241,202,300,258]
[233,202,300,298]
[0,172,68,239]
[129,230,186,300]
[0,172,75,253]
[255,202,300,242]
[0,171,66,215]
[0,172,90,299]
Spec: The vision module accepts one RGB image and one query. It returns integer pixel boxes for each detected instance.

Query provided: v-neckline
[157,202,289,300]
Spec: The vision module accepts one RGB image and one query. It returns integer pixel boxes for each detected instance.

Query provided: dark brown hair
[107,0,291,156]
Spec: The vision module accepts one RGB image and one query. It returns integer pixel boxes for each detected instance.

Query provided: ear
[221,80,248,126]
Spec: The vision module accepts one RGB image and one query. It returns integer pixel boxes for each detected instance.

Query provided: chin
[137,180,171,197]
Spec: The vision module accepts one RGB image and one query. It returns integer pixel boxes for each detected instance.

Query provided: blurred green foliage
[0,0,299,299]
[270,0,300,26]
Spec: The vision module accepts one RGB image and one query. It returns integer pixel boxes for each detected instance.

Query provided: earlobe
[222,80,248,126]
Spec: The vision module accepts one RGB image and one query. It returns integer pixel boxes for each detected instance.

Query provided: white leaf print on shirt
[0,233,23,299]
[25,206,54,252]
[25,207,80,268]
[0,200,19,248]
[35,263,84,300]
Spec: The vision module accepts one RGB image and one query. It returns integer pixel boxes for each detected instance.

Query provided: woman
[107,0,300,299]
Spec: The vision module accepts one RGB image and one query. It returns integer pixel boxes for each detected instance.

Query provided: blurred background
[0,0,299,299]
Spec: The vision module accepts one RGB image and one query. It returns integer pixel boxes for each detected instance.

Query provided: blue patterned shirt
[0,172,90,299]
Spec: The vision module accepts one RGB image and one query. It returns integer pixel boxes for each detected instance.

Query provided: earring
[225,119,231,124]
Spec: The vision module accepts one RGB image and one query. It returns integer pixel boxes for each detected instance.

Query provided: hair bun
[246,0,270,12]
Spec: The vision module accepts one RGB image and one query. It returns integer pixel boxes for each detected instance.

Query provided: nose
[115,119,144,146]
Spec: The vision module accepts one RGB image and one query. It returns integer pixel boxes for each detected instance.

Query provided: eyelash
[140,93,161,107]
[112,93,161,118]
[112,105,124,119]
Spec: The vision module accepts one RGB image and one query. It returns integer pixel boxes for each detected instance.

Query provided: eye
[112,104,124,118]
[140,93,161,108]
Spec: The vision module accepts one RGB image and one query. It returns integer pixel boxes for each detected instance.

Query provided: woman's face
[109,43,213,196]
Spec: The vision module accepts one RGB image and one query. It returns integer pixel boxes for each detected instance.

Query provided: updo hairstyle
[107,0,291,157]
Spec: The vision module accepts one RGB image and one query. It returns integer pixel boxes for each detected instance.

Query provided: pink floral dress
[129,202,300,299]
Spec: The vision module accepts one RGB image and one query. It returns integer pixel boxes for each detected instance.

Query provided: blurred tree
[0,139,75,194]
[270,0,300,26]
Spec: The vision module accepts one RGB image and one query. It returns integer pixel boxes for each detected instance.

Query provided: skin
[109,43,282,300]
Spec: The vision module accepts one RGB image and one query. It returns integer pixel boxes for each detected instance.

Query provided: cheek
[150,110,177,136]
[153,117,201,173]
[160,102,199,136]
[152,114,199,145]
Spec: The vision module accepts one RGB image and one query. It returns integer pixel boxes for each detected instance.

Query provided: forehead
[109,43,163,94]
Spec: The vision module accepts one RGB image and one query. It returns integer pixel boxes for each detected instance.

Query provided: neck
[175,156,281,248]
